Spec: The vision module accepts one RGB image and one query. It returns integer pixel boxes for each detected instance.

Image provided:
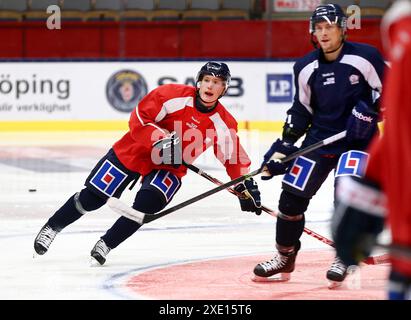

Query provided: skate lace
[260,253,288,271]
[94,240,110,256]
[329,257,347,275]
[36,225,58,248]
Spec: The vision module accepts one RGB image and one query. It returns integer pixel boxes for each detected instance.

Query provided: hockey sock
[48,189,106,231]
[275,191,308,247]
[276,214,305,248]
[101,216,142,249]
[48,194,85,231]
[102,189,167,248]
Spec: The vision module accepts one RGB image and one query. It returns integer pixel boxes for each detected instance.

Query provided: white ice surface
[0,131,340,299]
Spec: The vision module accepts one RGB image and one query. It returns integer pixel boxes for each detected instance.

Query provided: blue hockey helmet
[195,62,231,94]
[309,3,347,34]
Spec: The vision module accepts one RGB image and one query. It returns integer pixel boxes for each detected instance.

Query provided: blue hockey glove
[260,139,298,180]
[332,176,385,267]
[234,178,262,215]
[152,131,182,168]
[346,100,378,150]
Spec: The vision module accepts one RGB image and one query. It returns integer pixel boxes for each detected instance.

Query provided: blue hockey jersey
[285,41,386,154]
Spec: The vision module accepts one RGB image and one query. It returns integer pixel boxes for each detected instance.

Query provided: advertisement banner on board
[0,61,295,122]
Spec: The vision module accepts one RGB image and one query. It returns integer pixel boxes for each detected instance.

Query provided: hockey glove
[346,100,378,150]
[152,131,182,168]
[260,139,298,180]
[234,178,262,215]
[332,176,386,267]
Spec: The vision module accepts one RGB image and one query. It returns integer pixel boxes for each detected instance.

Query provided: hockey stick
[183,161,335,247]
[107,169,259,225]
[107,131,348,225]
[183,161,390,265]
[376,243,411,261]
[277,130,347,163]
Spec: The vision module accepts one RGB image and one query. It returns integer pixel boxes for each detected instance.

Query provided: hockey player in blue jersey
[252,3,386,288]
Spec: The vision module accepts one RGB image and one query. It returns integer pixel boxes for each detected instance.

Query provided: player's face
[314,21,344,53]
[198,75,226,106]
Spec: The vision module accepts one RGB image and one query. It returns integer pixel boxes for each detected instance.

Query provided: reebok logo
[191,116,200,124]
[352,109,373,123]
[186,122,198,129]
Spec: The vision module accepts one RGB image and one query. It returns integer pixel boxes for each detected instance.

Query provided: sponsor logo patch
[283,156,316,191]
[335,150,369,177]
[90,160,127,196]
[150,170,181,202]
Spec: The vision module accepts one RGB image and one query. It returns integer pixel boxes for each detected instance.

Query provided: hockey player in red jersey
[332,0,411,299]
[33,62,261,265]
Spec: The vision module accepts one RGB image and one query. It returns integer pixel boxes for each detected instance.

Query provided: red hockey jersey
[366,11,411,276]
[112,84,251,179]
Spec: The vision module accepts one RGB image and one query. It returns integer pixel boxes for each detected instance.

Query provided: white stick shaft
[107,197,145,224]
[323,130,347,145]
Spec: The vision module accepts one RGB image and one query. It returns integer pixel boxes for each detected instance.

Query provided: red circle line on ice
[112,250,389,300]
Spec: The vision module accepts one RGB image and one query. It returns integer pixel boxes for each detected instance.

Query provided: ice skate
[326,256,348,289]
[90,239,111,266]
[252,242,300,282]
[34,223,59,256]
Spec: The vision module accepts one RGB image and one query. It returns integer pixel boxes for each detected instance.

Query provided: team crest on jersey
[150,170,181,202]
[90,160,127,196]
[335,150,369,177]
[106,69,148,113]
[349,74,360,85]
[283,156,316,191]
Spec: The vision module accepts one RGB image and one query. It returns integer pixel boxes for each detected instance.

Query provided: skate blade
[327,280,343,289]
[252,273,291,282]
[89,256,103,267]
[33,251,44,259]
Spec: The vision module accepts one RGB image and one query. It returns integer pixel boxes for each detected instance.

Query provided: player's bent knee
[278,191,310,216]
[76,188,107,213]
[278,211,304,221]
[133,189,168,214]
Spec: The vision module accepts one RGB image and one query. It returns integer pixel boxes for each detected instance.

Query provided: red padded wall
[0,20,383,59]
